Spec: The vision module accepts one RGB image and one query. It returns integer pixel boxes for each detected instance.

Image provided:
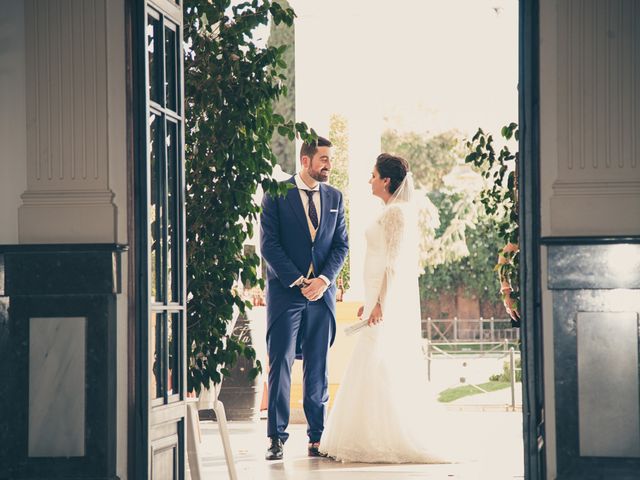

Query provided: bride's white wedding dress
[320,184,454,464]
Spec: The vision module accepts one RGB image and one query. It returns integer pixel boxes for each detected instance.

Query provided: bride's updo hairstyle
[376,153,409,194]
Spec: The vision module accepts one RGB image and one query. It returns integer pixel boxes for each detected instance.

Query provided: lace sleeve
[380,205,405,276]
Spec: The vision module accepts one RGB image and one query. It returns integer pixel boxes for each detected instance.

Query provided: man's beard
[309,168,330,182]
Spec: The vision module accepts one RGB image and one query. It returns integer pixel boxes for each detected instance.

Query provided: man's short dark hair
[300,136,332,160]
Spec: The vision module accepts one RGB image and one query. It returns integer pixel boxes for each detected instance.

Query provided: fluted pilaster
[550,0,640,235]
[19,0,117,243]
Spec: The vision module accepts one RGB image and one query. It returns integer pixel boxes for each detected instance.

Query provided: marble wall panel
[28,316,86,457]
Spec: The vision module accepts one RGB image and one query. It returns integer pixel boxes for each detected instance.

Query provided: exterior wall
[0,1,27,244]
[540,1,640,478]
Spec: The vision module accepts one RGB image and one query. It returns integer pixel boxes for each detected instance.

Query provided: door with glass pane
[144,1,186,478]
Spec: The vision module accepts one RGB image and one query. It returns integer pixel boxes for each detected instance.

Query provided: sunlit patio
[193,408,524,480]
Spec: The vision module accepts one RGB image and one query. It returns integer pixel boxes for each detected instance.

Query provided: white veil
[384,171,420,276]
[387,170,416,205]
[377,171,423,341]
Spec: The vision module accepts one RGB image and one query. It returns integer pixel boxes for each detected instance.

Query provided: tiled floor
[194,409,525,480]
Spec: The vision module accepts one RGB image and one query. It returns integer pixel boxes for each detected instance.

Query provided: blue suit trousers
[266,298,333,443]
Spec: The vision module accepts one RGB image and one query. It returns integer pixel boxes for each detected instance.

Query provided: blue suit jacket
[260,177,349,345]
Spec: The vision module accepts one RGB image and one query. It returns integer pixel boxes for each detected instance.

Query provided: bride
[319,153,451,464]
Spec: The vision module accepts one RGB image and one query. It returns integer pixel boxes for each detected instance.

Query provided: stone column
[292,0,383,300]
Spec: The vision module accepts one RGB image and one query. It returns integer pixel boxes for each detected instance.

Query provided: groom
[260,136,349,460]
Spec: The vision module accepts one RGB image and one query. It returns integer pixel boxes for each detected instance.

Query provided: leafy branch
[464,123,520,323]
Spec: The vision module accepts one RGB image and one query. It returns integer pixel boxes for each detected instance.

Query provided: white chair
[187,309,240,480]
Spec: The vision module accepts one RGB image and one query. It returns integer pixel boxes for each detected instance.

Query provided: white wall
[0,1,27,244]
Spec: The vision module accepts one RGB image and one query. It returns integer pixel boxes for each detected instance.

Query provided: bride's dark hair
[376,153,409,194]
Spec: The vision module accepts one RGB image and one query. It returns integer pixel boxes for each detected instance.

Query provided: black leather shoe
[308,441,327,458]
[265,437,283,461]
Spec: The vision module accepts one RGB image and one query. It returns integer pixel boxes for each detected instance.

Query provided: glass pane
[164,24,178,112]
[168,312,181,396]
[167,121,179,303]
[150,113,164,303]
[151,313,164,399]
[147,14,162,104]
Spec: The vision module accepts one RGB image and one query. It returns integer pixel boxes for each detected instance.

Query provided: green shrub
[490,357,522,383]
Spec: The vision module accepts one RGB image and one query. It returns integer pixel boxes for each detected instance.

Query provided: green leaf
[277,125,290,136]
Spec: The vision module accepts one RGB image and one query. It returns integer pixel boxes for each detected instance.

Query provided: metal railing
[423,339,522,412]
[423,317,519,351]
[425,338,516,360]
[421,318,522,410]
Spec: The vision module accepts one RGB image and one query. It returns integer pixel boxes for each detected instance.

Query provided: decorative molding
[21,0,117,243]
[551,0,640,236]
[25,0,110,188]
[557,0,639,177]
[21,189,115,206]
[550,192,640,235]
[19,203,116,244]
[552,180,640,196]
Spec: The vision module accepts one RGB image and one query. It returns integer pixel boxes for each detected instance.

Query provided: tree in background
[328,114,350,292]
[382,129,470,269]
[382,129,505,316]
[420,197,505,308]
[267,0,296,174]
[382,130,461,191]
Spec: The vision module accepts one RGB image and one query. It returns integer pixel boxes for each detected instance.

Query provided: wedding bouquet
[344,318,369,336]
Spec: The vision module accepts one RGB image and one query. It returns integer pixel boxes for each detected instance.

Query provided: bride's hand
[357,305,364,318]
[367,302,383,326]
